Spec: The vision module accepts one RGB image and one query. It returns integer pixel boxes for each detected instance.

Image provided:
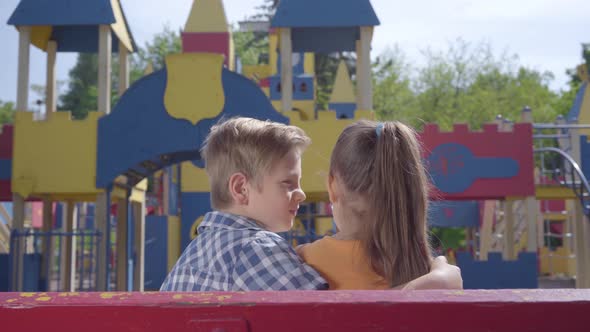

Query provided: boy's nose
[294,188,306,203]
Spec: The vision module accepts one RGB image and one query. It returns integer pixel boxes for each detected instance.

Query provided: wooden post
[16,26,31,112]
[479,201,495,260]
[503,200,515,260]
[45,41,57,114]
[63,202,77,291]
[118,41,129,96]
[95,193,108,291]
[11,194,25,291]
[98,25,112,114]
[572,199,587,288]
[356,26,373,111]
[279,28,292,113]
[116,197,128,291]
[525,197,538,252]
[133,200,145,291]
[40,198,53,288]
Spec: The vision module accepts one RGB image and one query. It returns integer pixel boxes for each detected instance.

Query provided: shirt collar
[198,210,266,233]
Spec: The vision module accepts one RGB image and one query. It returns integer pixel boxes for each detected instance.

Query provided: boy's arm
[400,256,463,290]
[232,237,328,291]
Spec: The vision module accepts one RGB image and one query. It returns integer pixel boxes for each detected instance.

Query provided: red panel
[0,290,588,332]
[0,125,13,159]
[181,32,230,66]
[420,123,534,200]
[540,199,566,212]
[0,180,11,202]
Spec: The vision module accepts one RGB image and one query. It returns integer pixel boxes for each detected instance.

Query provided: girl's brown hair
[329,120,431,287]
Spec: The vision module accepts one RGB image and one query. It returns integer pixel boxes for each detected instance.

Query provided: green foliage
[373,39,566,128]
[0,100,15,125]
[59,26,182,119]
[232,29,268,66]
[133,25,182,72]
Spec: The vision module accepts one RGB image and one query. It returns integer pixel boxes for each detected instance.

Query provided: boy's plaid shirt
[160,211,327,291]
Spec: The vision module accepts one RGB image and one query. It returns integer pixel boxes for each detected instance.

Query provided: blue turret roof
[271,0,380,28]
[7,0,136,53]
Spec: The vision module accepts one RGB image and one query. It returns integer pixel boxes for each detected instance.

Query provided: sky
[0,0,589,108]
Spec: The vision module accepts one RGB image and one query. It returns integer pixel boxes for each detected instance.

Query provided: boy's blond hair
[202,117,311,209]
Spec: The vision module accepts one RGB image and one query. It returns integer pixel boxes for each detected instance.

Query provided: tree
[59,26,182,119]
[132,25,182,73]
[59,53,99,119]
[0,100,15,125]
[372,46,417,122]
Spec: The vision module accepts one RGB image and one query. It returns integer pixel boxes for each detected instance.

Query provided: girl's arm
[400,256,463,290]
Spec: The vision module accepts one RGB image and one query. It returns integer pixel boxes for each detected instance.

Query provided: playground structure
[0,0,589,297]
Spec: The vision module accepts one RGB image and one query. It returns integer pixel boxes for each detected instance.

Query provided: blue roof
[6,0,137,53]
[271,0,380,28]
[7,0,115,26]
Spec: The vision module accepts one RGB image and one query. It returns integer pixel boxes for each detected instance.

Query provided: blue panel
[54,203,63,229]
[567,82,588,122]
[427,143,519,194]
[428,201,479,228]
[271,0,380,28]
[86,204,95,229]
[23,253,42,291]
[0,159,11,180]
[180,193,211,250]
[269,75,314,101]
[8,0,115,25]
[51,26,123,53]
[292,27,358,53]
[144,215,168,291]
[97,67,287,188]
[329,103,356,119]
[456,252,538,289]
[0,254,8,291]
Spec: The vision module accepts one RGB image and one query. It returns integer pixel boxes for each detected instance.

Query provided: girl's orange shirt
[298,237,389,290]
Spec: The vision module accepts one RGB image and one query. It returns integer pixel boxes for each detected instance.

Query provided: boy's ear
[228,172,249,205]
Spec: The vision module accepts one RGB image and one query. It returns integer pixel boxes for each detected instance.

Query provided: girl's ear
[327,174,339,204]
[228,172,249,205]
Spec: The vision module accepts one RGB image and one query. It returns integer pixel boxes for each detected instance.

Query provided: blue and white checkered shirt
[160,211,327,291]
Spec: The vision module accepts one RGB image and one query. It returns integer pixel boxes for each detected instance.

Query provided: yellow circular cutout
[190,216,204,240]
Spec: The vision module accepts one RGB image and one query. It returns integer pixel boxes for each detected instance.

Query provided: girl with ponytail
[298,120,456,289]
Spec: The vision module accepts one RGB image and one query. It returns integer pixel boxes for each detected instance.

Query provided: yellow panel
[110,0,133,52]
[535,186,577,199]
[303,53,315,75]
[180,161,210,192]
[269,32,278,76]
[164,53,225,124]
[30,26,51,51]
[271,100,314,121]
[292,111,373,198]
[315,217,335,236]
[242,65,271,83]
[329,60,356,103]
[184,0,229,33]
[540,246,575,276]
[576,83,590,136]
[228,29,235,71]
[12,112,102,199]
[542,212,568,221]
[167,216,181,272]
